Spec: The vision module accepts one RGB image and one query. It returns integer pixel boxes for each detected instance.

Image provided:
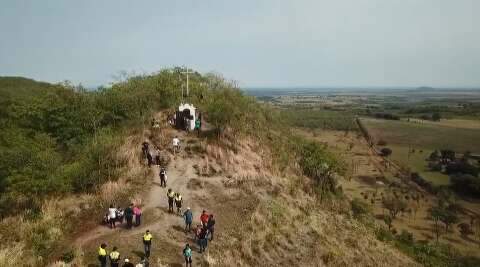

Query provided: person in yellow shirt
[109,246,120,267]
[143,230,153,258]
[98,243,107,267]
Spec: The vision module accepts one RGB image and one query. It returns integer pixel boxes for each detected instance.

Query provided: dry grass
[0,243,24,266]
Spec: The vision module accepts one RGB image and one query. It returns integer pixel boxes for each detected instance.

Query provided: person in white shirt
[108,204,117,229]
[173,136,180,154]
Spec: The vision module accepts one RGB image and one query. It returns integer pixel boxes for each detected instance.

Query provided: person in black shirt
[206,214,216,241]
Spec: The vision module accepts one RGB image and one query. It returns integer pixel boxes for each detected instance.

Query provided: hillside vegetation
[0,71,422,266]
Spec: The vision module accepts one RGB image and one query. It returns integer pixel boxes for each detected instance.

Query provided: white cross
[181,68,193,97]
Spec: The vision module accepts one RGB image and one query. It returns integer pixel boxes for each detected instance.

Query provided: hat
[187,207,190,210]
[124,258,130,262]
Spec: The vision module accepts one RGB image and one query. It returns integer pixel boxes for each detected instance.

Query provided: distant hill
[408,86,436,92]
[0,76,54,99]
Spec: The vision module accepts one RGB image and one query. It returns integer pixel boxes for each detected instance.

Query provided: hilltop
[0,70,424,266]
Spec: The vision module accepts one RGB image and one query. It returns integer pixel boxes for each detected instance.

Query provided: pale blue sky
[1,0,479,88]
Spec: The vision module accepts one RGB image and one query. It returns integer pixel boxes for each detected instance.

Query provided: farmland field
[362,117,480,185]
[388,144,451,185]
[362,118,480,153]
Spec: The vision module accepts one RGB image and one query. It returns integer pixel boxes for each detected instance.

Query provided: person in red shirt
[200,210,209,227]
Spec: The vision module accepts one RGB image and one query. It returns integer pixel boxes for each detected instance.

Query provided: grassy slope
[0,74,421,266]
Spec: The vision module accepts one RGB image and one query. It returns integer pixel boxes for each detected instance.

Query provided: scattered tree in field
[437,188,455,208]
[440,149,456,163]
[458,223,473,237]
[429,150,440,161]
[446,161,479,177]
[384,215,393,230]
[382,196,407,219]
[450,174,480,198]
[380,147,392,157]
[439,210,459,232]
[430,207,443,243]
[410,201,419,222]
[428,161,442,171]
[432,112,441,121]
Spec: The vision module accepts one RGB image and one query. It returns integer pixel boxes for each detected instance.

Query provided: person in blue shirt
[183,207,193,232]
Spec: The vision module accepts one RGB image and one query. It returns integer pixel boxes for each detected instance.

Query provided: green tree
[382,196,407,219]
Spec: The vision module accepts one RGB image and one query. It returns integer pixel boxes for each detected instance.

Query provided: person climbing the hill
[108,204,117,229]
[141,141,149,159]
[98,243,108,267]
[175,192,183,215]
[103,213,110,225]
[142,230,153,258]
[155,147,161,165]
[172,136,180,155]
[200,210,209,227]
[159,167,167,187]
[109,246,120,267]
[206,214,216,241]
[150,147,158,166]
[146,150,153,168]
[125,203,134,229]
[194,224,202,242]
[134,205,142,226]
[198,226,208,253]
[183,207,193,232]
[167,189,175,213]
[195,118,201,137]
[122,258,134,267]
[183,243,193,267]
[116,206,124,224]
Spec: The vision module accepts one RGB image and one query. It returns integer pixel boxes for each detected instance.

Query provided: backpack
[183,247,192,257]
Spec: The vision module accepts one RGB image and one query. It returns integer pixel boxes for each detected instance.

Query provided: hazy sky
[1,0,479,88]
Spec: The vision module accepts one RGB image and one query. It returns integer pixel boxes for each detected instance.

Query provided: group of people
[97,120,219,266]
[167,188,183,214]
[167,111,202,137]
[182,209,216,254]
[104,203,142,229]
[97,230,152,267]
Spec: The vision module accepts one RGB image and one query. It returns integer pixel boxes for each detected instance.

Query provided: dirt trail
[72,121,226,265]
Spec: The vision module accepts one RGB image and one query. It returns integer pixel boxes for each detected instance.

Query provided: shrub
[383,215,393,230]
[298,140,345,198]
[351,198,371,218]
[380,147,392,157]
[374,113,400,120]
[396,230,414,246]
[458,223,473,237]
[382,196,407,219]
[450,174,480,198]
[429,150,440,161]
[428,162,442,172]
[411,172,436,193]
[446,162,479,177]
[375,227,394,241]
